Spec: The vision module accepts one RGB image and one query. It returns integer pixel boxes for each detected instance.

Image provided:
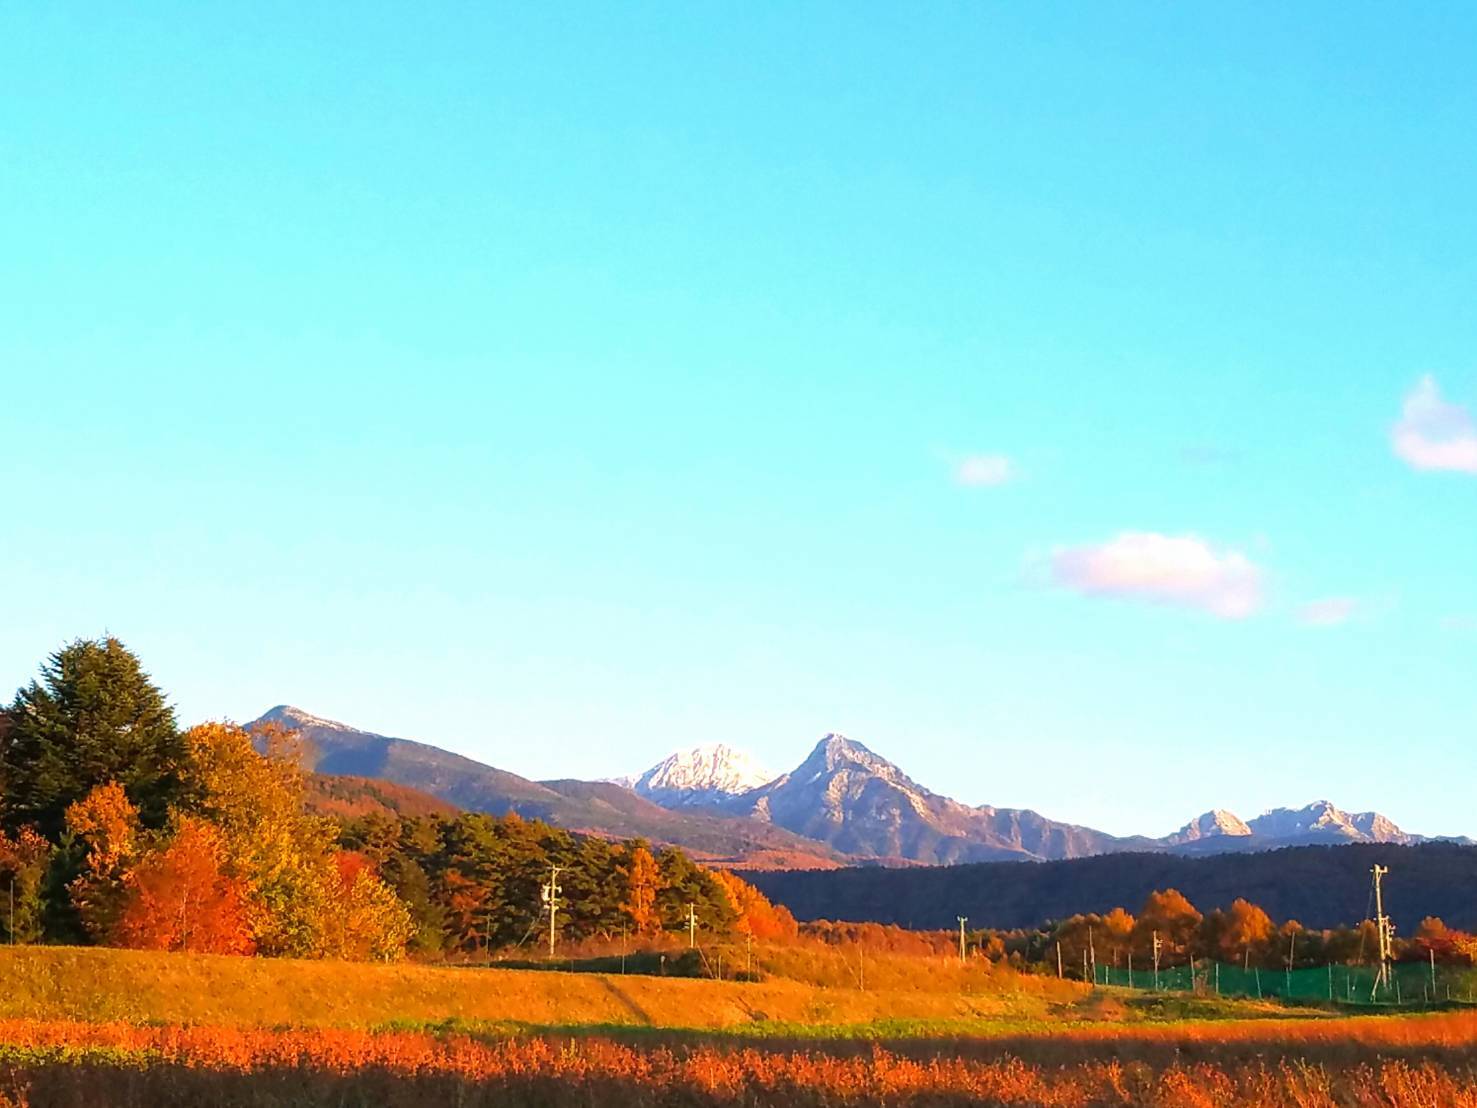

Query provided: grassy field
[0,946,1084,1032]
[1,946,1475,1106]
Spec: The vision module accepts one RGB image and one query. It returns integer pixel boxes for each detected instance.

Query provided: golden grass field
[2,946,1477,1106]
[0,945,1084,1032]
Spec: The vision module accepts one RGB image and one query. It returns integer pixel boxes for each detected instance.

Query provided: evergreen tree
[1,638,187,837]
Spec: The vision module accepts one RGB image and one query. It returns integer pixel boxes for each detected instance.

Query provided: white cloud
[1391,376,1477,474]
[1298,597,1358,627]
[1049,532,1264,619]
[955,454,1013,487]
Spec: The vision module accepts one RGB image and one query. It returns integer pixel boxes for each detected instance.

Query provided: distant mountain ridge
[718,733,1154,863]
[251,706,1456,868]
[250,706,845,868]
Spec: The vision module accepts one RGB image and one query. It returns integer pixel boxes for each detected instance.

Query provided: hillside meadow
[0,946,1082,1032]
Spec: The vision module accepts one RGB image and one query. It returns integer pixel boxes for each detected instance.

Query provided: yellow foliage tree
[620,844,662,935]
[64,781,142,940]
[185,721,411,960]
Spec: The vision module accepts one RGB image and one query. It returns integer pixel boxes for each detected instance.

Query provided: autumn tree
[1135,888,1202,962]
[0,638,189,836]
[1201,898,1274,964]
[185,721,409,959]
[111,817,253,955]
[710,869,798,941]
[1101,907,1135,967]
[0,826,51,943]
[64,782,142,940]
[316,852,415,961]
[620,843,662,935]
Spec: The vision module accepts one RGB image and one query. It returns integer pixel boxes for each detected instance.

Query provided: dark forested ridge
[747,842,1477,932]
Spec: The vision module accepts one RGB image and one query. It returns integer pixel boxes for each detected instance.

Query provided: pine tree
[1,638,186,836]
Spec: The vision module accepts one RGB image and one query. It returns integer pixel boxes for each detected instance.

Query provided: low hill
[746,842,1477,932]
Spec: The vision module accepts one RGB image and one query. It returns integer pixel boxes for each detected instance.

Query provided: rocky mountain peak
[1168,808,1253,843]
[634,743,775,808]
[798,733,899,778]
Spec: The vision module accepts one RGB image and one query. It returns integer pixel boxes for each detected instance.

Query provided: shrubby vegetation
[0,637,792,961]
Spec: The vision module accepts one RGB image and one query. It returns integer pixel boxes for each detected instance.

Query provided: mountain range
[251,707,1451,868]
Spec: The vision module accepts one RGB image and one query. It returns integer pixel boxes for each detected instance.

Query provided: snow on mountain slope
[634,744,776,808]
[1166,809,1254,845]
[1247,800,1416,844]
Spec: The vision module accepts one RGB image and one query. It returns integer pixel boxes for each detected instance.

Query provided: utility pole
[1056,941,1063,979]
[1152,930,1162,991]
[1371,865,1393,1000]
[541,865,563,959]
[957,917,968,964]
[1088,926,1096,983]
[1287,929,1296,996]
[687,903,697,949]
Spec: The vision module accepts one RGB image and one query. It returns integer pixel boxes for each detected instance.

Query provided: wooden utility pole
[687,903,697,949]
[541,865,563,958]
[1371,865,1393,1000]
[1152,930,1162,991]
[957,917,967,964]
[1056,941,1063,979]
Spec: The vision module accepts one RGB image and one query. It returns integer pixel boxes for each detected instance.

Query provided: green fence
[1096,960,1477,1006]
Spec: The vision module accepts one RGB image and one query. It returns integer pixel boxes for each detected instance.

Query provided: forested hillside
[748,842,1477,932]
[0,637,792,961]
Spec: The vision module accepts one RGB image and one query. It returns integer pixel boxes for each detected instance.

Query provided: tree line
[969,888,1477,978]
[0,637,792,960]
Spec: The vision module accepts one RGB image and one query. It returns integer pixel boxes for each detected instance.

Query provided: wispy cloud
[955,454,1013,487]
[1441,614,1477,632]
[1298,597,1358,627]
[1392,376,1477,474]
[1049,532,1263,620]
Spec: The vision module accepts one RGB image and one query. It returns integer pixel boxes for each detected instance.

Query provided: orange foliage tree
[111,817,254,955]
[1101,907,1135,967]
[1202,897,1275,964]
[710,869,798,941]
[1135,889,1202,961]
[619,844,662,935]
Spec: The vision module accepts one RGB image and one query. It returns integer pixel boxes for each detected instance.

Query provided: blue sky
[3,3,1475,837]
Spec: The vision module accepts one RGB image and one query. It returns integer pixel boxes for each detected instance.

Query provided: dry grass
[0,947,1078,1032]
[0,1018,1476,1106]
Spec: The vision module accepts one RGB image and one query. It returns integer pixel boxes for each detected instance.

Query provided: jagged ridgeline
[0,637,794,959]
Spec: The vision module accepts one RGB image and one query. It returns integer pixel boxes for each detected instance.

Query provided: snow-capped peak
[259,705,357,733]
[634,743,776,808]
[1167,809,1252,843]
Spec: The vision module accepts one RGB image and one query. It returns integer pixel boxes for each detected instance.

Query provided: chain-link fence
[1095,960,1477,1006]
